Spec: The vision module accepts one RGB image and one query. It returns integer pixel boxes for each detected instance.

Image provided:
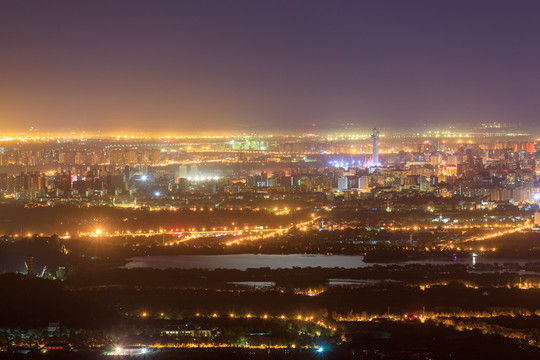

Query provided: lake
[123,253,540,270]
[124,254,368,270]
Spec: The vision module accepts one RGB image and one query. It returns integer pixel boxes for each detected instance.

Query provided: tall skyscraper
[371,128,379,167]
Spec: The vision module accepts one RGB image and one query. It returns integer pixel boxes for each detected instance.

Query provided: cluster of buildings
[0,131,538,204]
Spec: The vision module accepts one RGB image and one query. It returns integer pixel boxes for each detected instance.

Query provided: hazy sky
[1,0,540,134]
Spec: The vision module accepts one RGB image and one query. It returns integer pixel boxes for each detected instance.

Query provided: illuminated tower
[371,128,379,167]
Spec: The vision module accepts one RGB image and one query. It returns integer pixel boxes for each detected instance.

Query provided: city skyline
[0,120,536,138]
[2,2,540,358]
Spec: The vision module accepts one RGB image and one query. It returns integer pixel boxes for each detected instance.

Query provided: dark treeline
[77,284,540,317]
[0,275,119,328]
[66,264,537,289]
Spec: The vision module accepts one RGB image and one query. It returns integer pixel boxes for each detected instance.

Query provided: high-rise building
[337,176,348,191]
[371,128,379,167]
[358,175,370,190]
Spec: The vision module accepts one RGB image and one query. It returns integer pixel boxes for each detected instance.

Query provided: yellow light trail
[464,220,532,242]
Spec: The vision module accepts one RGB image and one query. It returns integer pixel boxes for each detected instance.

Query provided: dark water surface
[124,254,539,270]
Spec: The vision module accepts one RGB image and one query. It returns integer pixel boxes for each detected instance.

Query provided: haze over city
[2,0,540,135]
[2,2,540,360]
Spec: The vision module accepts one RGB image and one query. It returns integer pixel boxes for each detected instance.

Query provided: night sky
[1,0,540,134]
